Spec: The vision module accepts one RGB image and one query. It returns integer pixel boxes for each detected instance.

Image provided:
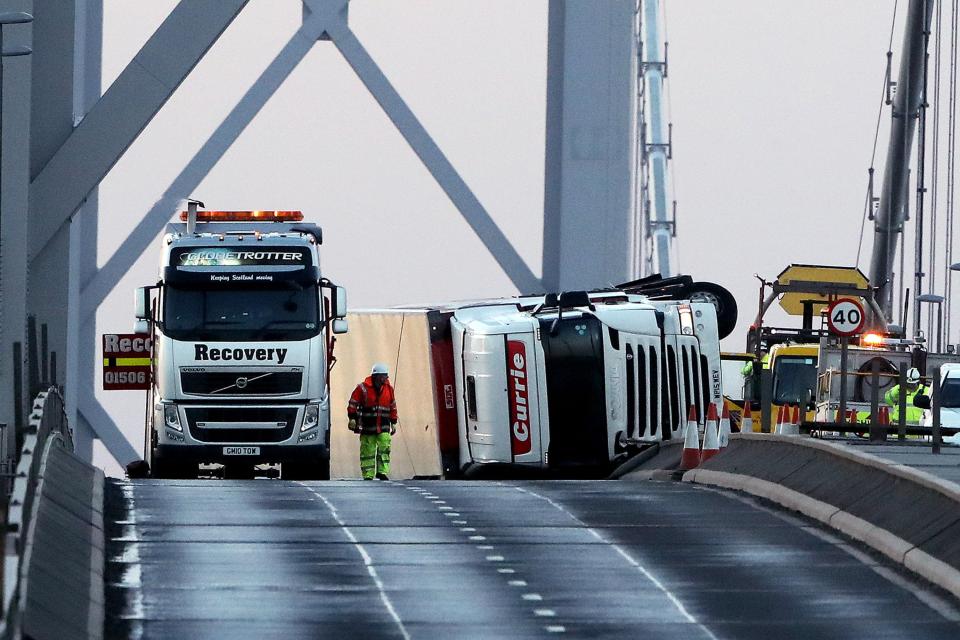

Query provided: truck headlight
[301,404,320,432]
[164,404,182,432]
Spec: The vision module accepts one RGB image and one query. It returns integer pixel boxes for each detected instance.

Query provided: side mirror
[133,319,150,336]
[135,287,149,319]
[334,286,347,319]
[332,318,348,335]
[914,394,931,409]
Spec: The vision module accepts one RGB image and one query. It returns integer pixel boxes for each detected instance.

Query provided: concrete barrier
[681,433,960,600]
[1,389,104,640]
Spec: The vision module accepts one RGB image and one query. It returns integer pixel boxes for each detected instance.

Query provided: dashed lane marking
[513,485,719,640]
[299,483,411,640]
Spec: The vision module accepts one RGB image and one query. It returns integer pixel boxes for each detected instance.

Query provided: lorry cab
[138,209,347,479]
[452,290,724,474]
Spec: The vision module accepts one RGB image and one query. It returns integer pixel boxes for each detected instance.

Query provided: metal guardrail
[0,387,72,639]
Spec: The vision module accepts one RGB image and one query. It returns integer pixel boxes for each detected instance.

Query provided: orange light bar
[861,333,885,346]
[178,210,303,222]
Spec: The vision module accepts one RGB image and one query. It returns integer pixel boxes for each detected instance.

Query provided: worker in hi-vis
[347,363,398,480]
[884,367,928,425]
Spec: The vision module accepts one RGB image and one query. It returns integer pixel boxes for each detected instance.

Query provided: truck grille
[180,370,303,396]
[185,407,298,443]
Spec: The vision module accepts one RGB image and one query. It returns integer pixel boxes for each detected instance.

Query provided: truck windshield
[772,356,817,405]
[163,284,320,341]
[942,378,960,409]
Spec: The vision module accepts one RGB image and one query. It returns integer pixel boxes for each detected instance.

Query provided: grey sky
[93,1,922,473]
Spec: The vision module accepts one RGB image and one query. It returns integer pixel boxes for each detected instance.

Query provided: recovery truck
[135,207,348,479]
[329,276,735,478]
[735,265,960,433]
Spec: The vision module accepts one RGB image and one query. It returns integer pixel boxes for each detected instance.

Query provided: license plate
[223,446,260,456]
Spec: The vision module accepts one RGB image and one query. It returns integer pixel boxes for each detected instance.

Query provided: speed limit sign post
[827,298,865,425]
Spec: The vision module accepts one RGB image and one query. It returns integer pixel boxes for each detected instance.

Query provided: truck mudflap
[537,315,609,467]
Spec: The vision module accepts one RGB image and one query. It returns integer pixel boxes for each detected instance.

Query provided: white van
[921,363,960,444]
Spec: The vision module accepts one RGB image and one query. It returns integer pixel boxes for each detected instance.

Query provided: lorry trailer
[330,281,731,478]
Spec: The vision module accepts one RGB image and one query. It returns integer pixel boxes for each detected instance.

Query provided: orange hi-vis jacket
[348,377,398,434]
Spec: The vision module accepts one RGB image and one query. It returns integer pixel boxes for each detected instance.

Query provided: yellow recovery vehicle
[727,265,886,433]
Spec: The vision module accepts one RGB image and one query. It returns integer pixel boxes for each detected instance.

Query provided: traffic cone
[879,406,890,426]
[719,404,732,450]
[679,405,701,470]
[774,405,786,434]
[740,406,754,434]
[701,403,720,462]
[782,404,800,436]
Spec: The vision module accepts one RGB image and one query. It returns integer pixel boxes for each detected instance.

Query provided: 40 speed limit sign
[826,298,865,337]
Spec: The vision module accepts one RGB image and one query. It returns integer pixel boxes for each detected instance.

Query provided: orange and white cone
[701,403,720,462]
[781,404,800,436]
[718,404,732,450]
[740,406,753,434]
[679,405,702,470]
[774,405,786,434]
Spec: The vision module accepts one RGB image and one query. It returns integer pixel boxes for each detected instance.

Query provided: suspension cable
[945,0,958,346]
[929,0,943,341]
[858,0,901,267]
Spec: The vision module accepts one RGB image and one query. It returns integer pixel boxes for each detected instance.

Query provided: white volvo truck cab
[452,290,724,474]
[136,209,347,479]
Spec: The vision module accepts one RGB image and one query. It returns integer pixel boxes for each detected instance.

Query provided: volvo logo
[236,377,248,389]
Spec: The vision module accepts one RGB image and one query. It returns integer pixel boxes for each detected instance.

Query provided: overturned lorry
[331,277,736,479]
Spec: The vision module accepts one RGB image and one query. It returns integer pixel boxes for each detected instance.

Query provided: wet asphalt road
[105,479,960,640]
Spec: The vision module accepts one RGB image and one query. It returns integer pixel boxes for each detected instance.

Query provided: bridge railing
[0,387,74,638]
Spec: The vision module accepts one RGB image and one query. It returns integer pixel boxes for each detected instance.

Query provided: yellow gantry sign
[776,264,870,317]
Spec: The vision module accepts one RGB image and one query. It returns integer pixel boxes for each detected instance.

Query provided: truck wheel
[684,281,738,340]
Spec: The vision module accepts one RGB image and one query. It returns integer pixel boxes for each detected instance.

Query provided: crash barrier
[1,388,104,640]
[684,433,960,599]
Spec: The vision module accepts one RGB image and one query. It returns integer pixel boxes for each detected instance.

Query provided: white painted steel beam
[80,20,324,320]
[541,0,637,291]
[28,0,250,262]
[78,395,139,464]
[320,5,541,294]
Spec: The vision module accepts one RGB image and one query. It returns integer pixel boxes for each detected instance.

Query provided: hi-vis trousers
[359,432,391,479]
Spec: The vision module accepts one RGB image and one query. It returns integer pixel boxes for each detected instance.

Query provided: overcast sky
[93,0,931,473]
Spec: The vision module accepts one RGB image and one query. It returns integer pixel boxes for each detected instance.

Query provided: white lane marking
[509,579,528,587]
[300,483,411,640]
[514,486,719,640]
[546,625,566,633]
[115,483,145,633]
[695,485,960,623]
[522,593,543,601]
[469,535,486,541]
[477,545,494,550]
[497,568,516,574]
[453,520,468,525]
[534,609,556,617]
[438,506,453,511]
[460,527,477,532]
[444,512,460,517]
[486,555,505,562]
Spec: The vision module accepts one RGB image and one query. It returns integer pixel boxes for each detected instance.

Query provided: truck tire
[684,281,738,340]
